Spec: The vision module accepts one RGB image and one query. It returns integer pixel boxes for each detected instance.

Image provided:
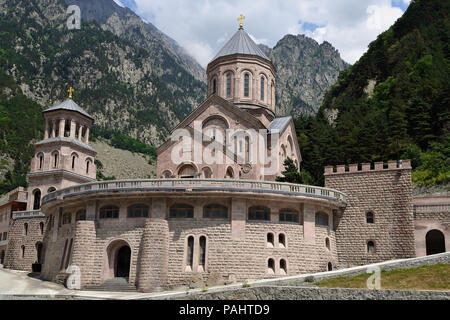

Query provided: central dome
[212,28,270,62]
[206,26,276,116]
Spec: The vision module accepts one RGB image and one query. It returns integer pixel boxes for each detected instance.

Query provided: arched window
[244,73,250,97]
[367,241,375,254]
[162,170,172,179]
[86,159,91,175]
[315,212,329,227]
[267,258,275,274]
[21,245,25,259]
[62,212,72,225]
[71,154,77,170]
[51,151,59,168]
[37,153,44,170]
[327,262,333,271]
[127,204,149,218]
[36,242,43,264]
[225,166,234,179]
[33,189,41,210]
[178,164,196,178]
[248,206,270,221]
[260,76,265,100]
[199,236,207,271]
[170,204,194,218]
[279,208,299,223]
[39,222,44,235]
[47,187,56,193]
[366,211,374,223]
[280,259,287,275]
[186,236,194,271]
[99,205,119,219]
[267,232,274,247]
[279,233,286,248]
[203,204,228,219]
[325,237,330,250]
[202,167,213,179]
[212,79,217,94]
[76,209,86,221]
[226,73,232,98]
[23,223,28,236]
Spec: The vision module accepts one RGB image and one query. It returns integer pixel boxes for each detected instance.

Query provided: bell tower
[206,16,277,120]
[26,89,97,212]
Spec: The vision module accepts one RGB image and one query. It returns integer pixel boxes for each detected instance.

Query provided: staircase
[86,278,138,292]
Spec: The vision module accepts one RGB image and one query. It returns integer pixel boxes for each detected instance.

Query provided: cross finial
[237,14,245,29]
[67,87,74,99]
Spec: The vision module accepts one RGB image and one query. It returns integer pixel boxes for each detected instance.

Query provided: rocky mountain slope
[91,139,156,180]
[261,36,350,116]
[0,0,206,146]
[64,0,205,82]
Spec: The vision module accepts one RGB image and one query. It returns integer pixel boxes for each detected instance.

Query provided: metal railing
[12,210,45,219]
[42,179,347,206]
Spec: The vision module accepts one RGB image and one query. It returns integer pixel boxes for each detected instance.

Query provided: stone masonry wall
[324,160,416,267]
[5,217,45,271]
[165,220,337,289]
[137,219,169,292]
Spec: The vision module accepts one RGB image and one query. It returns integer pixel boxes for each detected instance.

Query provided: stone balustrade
[41,179,347,207]
[12,210,45,220]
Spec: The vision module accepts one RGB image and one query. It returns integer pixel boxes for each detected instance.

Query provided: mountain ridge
[260,34,349,116]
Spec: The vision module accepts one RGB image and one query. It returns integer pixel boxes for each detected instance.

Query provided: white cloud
[130,0,407,66]
[113,0,124,8]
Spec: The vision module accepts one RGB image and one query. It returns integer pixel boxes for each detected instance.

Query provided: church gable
[158,95,266,155]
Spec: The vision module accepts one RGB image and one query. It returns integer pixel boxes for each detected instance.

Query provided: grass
[316,263,450,291]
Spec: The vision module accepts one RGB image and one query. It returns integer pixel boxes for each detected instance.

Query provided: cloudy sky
[114,0,411,67]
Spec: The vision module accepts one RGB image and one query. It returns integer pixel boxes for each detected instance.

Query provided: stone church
[0,23,448,292]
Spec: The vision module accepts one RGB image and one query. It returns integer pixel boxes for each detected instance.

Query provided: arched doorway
[105,240,132,281]
[0,250,5,264]
[116,246,131,278]
[426,229,446,255]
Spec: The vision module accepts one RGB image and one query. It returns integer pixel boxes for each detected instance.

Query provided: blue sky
[113,0,411,67]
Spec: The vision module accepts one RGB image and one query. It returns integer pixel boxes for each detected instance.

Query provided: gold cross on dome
[67,87,74,99]
[237,14,245,29]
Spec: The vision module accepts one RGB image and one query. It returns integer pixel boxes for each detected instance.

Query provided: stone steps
[86,278,137,292]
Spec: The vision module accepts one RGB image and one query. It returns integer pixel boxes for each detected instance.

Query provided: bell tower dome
[26,93,97,212]
[206,20,277,119]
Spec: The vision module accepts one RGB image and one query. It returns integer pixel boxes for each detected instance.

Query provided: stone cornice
[27,169,96,182]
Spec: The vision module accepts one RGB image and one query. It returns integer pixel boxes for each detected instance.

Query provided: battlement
[324,159,411,175]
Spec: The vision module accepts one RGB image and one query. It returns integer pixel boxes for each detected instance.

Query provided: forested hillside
[296,0,450,188]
